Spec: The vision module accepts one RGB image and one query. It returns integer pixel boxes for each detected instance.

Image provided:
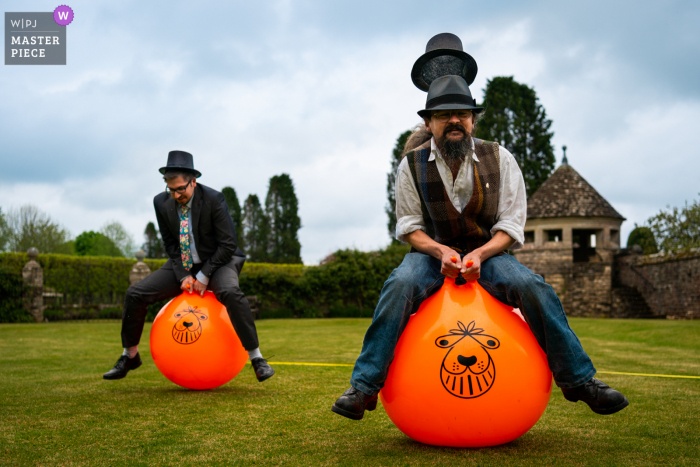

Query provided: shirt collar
[430,137,478,162]
[179,190,195,211]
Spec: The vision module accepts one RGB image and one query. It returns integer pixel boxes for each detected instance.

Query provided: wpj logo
[4,6,72,65]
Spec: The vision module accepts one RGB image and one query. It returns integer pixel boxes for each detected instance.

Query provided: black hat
[411,33,478,91]
[417,75,484,119]
[159,150,201,178]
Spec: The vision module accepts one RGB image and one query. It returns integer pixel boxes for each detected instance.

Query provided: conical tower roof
[527,163,625,220]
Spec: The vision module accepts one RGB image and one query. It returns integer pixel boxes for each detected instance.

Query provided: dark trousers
[120,256,259,351]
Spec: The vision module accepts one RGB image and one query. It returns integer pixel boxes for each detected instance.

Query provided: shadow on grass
[103,383,268,399]
[385,436,529,452]
[341,429,602,466]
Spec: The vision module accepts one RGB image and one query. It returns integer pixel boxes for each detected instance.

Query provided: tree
[646,196,700,253]
[265,174,302,264]
[5,204,72,254]
[242,194,269,263]
[101,221,135,257]
[74,231,123,257]
[627,225,658,255]
[0,208,9,252]
[474,76,555,197]
[222,186,244,249]
[143,221,166,259]
[386,130,412,242]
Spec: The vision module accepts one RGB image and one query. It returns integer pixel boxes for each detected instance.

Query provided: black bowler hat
[159,150,201,178]
[417,75,484,119]
[411,33,478,91]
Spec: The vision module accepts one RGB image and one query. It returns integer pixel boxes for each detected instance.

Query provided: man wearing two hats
[332,33,628,420]
[103,151,275,382]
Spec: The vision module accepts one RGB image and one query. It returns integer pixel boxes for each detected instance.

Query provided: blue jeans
[350,252,595,396]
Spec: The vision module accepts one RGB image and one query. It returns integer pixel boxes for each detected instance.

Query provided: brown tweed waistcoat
[406,138,501,253]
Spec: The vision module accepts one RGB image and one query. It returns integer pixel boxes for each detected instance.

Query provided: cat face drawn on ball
[171,306,208,345]
[435,320,500,399]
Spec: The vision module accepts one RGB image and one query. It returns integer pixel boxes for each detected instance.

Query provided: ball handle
[454,260,474,286]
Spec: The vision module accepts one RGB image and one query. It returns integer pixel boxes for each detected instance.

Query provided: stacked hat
[412,33,483,117]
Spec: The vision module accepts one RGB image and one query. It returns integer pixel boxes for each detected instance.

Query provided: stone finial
[135,249,146,262]
[130,249,151,286]
[562,145,568,165]
[27,247,39,260]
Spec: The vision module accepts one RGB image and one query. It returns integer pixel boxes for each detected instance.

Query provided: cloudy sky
[2,0,699,264]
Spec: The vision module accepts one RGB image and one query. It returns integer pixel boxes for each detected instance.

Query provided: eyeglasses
[165,179,192,195]
[432,110,473,122]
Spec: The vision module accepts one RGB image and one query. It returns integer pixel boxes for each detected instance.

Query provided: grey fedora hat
[411,33,478,91]
[159,150,202,178]
[417,75,484,118]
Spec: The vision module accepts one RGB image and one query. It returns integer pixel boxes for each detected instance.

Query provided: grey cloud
[2,0,698,262]
[526,0,700,99]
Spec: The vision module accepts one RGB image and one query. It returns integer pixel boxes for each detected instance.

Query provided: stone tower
[513,158,625,317]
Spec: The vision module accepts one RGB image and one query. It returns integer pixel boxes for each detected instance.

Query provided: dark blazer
[154,183,244,282]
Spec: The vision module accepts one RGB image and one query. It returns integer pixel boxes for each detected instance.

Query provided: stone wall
[513,247,614,318]
[567,263,612,317]
[515,245,700,319]
[615,249,700,319]
[610,285,654,319]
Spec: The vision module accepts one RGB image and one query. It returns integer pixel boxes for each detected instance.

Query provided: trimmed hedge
[238,244,410,318]
[0,253,167,322]
[0,252,166,308]
[0,266,32,323]
[0,244,411,321]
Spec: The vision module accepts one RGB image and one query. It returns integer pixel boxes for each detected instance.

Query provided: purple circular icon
[53,5,74,26]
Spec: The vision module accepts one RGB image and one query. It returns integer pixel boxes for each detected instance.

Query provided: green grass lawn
[1,318,699,466]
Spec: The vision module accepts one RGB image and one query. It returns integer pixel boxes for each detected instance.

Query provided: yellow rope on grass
[597,370,700,380]
[249,361,700,378]
[245,361,353,367]
[266,361,353,367]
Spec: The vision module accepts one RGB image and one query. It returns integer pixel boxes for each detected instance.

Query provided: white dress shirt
[394,137,527,249]
[177,192,209,285]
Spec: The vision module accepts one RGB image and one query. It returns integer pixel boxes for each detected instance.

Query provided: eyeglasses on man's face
[165,179,192,195]
[431,110,473,122]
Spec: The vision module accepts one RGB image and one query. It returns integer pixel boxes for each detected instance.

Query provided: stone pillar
[562,227,573,248]
[602,228,611,248]
[129,249,151,286]
[22,248,44,322]
[534,229,545,247]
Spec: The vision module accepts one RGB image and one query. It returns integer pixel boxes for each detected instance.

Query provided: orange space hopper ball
[380,278,552,448]
[150,291,248,390]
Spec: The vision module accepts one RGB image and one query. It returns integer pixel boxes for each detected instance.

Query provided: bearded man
[103,150,275,383]
[331,34,628,420]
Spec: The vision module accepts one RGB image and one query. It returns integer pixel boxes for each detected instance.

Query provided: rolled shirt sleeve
[395,157,427,243]
[490,146,527,250]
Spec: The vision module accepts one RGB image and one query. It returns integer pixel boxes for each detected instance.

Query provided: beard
[437,122,474,163]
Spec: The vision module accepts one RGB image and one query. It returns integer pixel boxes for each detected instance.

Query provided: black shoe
[103,353,142,380]
[331,387,378,420]
[251,357,275,382]
[561,378,629,414]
